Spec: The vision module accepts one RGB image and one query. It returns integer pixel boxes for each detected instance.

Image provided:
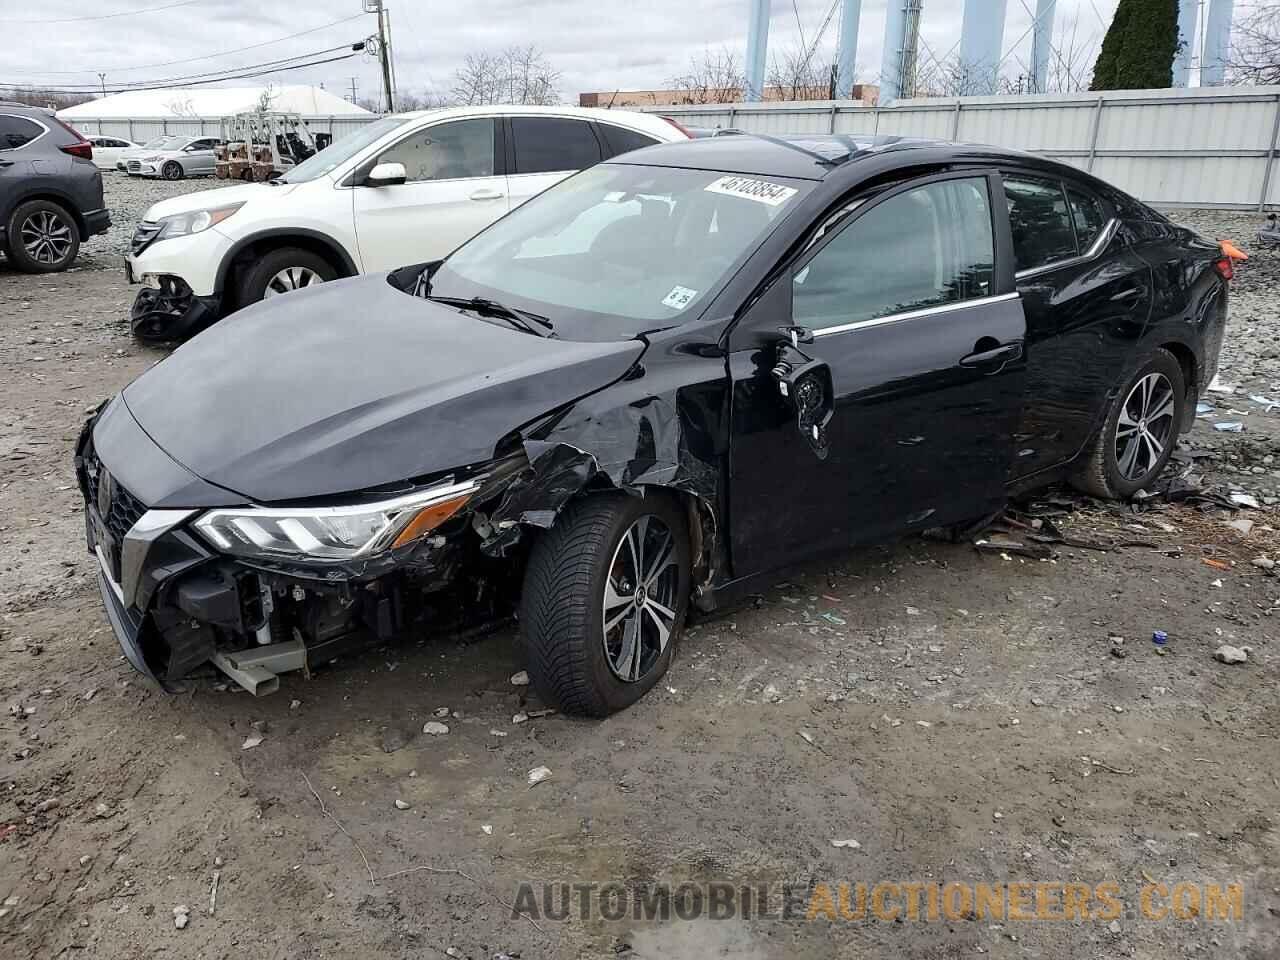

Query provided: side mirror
[365,161,407,187]
[771,327,833,460]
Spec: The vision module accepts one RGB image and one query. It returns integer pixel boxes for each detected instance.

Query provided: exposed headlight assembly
[154,203,244,241]
[193,480,478,562]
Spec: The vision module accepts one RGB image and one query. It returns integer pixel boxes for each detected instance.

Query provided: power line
[4,13,370,76]
[1,44,362,92]
[0,0,209,25]
[0,51,362,96]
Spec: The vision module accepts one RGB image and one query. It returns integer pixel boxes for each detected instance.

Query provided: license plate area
[88,505,121,584]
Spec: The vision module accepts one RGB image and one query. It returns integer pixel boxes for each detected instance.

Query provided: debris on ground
[1214,644,1250,664]
[527,766,552,787]
[829,838,861,849]
[241,734,264,750]
[394,799,411,810]
[422,721,450,736]
[173,905,190,930]
[510,671,529,686]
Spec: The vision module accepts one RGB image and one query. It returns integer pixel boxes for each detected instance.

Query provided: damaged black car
[77,134,1233,716]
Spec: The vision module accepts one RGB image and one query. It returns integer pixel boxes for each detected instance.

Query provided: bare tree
[0,86,92,111]
[767,44,840,100]
[1228,5,1280,84]
[451,46,561,105]
[255,82,279,114]
[165,93,197,117]
[666,47,744,104]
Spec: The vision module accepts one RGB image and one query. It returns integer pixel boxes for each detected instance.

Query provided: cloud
[3,0,1116,102]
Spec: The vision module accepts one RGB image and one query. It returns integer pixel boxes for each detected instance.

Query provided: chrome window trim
[0,113,49,152]
[810,292,1022,339]
[1013,217,1120,281]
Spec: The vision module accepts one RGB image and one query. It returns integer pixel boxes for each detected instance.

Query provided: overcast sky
[4,0,1131,105]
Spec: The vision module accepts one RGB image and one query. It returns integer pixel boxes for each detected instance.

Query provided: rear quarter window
[597,124,659,159]
[0,115,45,150]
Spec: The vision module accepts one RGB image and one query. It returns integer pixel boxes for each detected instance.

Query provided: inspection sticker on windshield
[704,175,797,207]
[662,285,698,310]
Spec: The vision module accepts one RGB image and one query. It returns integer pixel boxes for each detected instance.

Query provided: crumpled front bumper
[130,279,221,343]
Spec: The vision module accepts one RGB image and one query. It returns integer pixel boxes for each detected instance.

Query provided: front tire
[162,161,183,180]
[6,200,79,273]
[237,247,336,305]
[1071,348,1185,499]
[520,493,691,717]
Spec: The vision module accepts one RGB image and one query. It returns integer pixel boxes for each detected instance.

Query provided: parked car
[85,134,141,170]
[0,102,110,272]
[125,105,688,342]
[126,135,223,179]
[78,134,1233,715]
[116,135,184,171]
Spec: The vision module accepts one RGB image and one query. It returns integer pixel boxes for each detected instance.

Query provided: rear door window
[597,124,659,159]
[0,115,45,150]
[511,117,602,174]
[1002,176,1078,272]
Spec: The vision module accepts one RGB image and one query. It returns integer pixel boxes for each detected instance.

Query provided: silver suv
[0,102,110,272]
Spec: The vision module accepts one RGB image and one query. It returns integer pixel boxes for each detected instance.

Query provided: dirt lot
[2,175,1279,959]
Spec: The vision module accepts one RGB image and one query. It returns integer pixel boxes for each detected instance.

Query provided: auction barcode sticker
[704,175,798,207]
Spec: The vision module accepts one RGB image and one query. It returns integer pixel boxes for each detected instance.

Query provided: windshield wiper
[426,295,555,337]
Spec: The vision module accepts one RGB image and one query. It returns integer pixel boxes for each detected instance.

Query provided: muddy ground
[1,176,1279,959]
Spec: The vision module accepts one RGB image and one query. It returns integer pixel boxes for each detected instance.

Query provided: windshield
[279,116,406,183]
[428,163,810,340]
[142,136,180,149]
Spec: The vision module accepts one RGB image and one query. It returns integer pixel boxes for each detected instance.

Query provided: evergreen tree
[1091,0,1180,90]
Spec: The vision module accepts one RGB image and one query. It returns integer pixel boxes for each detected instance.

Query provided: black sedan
[76,134,1233,716]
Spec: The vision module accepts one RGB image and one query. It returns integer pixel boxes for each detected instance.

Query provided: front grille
[84,446,148,583]
[131,220,164,256]
[127,160,142,173]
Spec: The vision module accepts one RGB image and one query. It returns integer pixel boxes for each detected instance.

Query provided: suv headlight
[192,480,478,562]
[154,203,244,241]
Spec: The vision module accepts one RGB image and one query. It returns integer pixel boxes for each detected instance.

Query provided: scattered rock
[394,799,411,810]
[490,728,508,737]
[94,802,110,818]
[512,712,530,724]
[289,699,301,710]
[1030,697,1045,707]
[241,734,264,750]
[1251,556,1276,571]
[992,811,1004,821]
[1226,517,1255,536]
[422,721,450,736]
[510,671,530,686]
[173,904,189,929]
[381,726,416,753]
[482,824,494,835]
[1108,919,1122,934]
[1214,644,1249,664]
[433,706,450,718]
[527,765,552,787]
[34,797,60,813]
[762,683,782,703]
[829,838,861,849]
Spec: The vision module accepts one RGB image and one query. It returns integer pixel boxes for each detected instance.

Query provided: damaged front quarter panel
[478,345,729,584]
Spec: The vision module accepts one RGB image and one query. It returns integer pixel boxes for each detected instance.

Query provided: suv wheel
[162,161,184,180]
[6,200,79,273]
[1071,348,1185,500]
[238,247,337,305]
[520,493,691,717]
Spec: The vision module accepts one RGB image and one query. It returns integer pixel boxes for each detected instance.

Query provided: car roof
[604,132,1066,182]
[390,103,679,138]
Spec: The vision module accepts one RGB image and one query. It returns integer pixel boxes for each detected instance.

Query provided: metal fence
[645,86,1280,211]
[67,115,376,144]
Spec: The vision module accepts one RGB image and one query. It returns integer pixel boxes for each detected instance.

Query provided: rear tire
[1070,348,1185,500]
[520,493,691,717]
[237,247,336,305]
[6,199,79,273]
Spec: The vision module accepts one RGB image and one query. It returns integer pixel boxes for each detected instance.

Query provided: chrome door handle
[469,189,504,201]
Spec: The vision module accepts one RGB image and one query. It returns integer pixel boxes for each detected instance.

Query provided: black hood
[121,275,645,502]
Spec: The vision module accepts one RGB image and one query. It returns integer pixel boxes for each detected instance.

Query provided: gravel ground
[77,170,224,268]
[1,182,1279,960]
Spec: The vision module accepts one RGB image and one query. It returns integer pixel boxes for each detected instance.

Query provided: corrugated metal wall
[69,116,376,144]
[647,86,1280,210]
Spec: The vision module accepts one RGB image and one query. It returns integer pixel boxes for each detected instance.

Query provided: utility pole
[97,73,107,96]
[348,76,358,104]
[365,0,396,112]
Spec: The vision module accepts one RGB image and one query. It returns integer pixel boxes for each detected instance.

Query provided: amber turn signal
[391,494,473,548]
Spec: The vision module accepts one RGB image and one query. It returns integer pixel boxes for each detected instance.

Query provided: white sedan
[85,135,141,171]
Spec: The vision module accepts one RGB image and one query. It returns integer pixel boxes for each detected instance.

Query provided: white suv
[126,105,688,342]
